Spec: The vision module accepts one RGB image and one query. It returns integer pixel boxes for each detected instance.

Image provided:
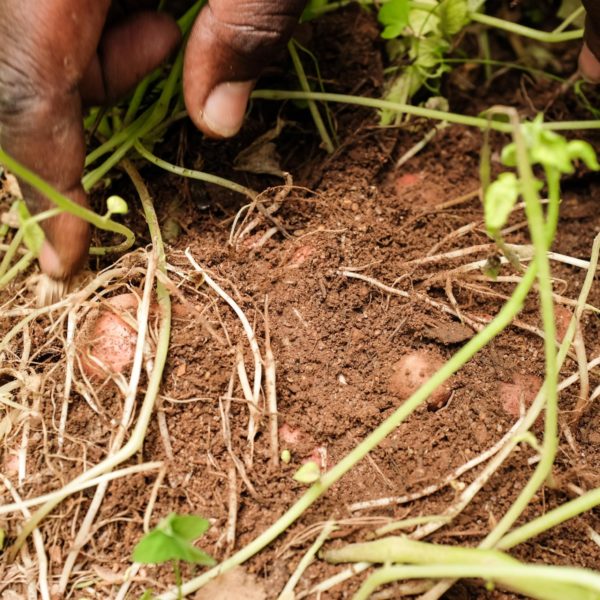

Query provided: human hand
[0,0,306,279]
[580,1,600,82]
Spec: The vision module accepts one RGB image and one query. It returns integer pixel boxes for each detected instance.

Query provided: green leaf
[133,530,179,564]
[500,143,517,168]
[16,201,44,256]
[139,590,155,600]
[301,0,329,21]
[168,537,217,565]
[439,0,470,36]
[106,195,129,215]
[132,513,216,566]
[378,0,410,39]
[411,36,449,70]
[293,460,321,484]
[530,130,573,174]
[407,6,440,37]
[567,140,600,171]
[167,514,211,542]
[484,172,520,236]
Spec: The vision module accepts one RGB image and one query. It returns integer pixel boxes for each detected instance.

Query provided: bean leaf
[484,172,520,236]
[378,0,410,39]
[132,513,216,566]
[439,0,470,36]
[293,460,321,484]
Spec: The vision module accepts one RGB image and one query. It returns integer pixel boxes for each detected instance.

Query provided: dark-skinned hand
[0,0,306,279]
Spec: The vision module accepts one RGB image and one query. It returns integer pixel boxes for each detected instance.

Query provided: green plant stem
[176,0,205,32]
[441,58,565,82]
[306,0,584,45]
[174,561,182,600]
[421,231,600,600]
[324,537,515,567]
[544,167,561,246]
[482,110,558,549]
[8,161,171,557]
[554,5,585,33]
[375,515,450,536]
[355,564,600,600]
[0,207,60,278]
[0,251,35,290]
[287,40,335,154]
[498,488,600,550]
[279,522,336,599]
[478,30,493,81]
[134,141,257,200]
[468,11,583,42]
[159,263,538,599]
[324,537,580,600]
[83,46,185,190]
[0,149,135,255]
[495,232,600,551]
[123,74,158,127]
[84,110,151,169]
[84,1,206,189]
[251,90,600,132]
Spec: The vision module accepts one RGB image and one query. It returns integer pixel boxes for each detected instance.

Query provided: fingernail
[201,80,254,138]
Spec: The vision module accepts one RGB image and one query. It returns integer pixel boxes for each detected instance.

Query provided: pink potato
[500,373,543,420]
[286,244,315,269]
[77,293,140,378]
[279,423,304,445]
[554,305,572,343]
[389,350,452,410]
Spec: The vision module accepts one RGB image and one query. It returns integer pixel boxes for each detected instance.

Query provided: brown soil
[2,5,600,600]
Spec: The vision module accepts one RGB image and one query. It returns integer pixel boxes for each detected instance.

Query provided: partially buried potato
[389,350,452,410]
[77,293,140,378]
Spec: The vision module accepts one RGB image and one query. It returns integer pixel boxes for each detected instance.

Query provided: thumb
[580,2,600,83]
[579,42,600,83]
[182,0,306,138]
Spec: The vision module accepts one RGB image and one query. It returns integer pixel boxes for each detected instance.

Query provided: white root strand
[0,474,50,600]
[58,253,157,594]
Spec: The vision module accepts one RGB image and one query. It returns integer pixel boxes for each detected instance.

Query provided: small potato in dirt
[554,305,572,343]
[499,373,543,421]
[77,293,140,378]
[389,350,452,410]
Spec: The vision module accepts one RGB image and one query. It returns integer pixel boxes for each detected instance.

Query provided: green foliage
[106,195,129,217]
[302,0,331,21]
[16,201,44,256]
[378,0,410,39]
[484,172,520,237]
[501,115,600,174]
[439,0,470,35]
[132,513,216,566]
[379,0,471,124]
[293,461,321,484]
[484,114,599,239]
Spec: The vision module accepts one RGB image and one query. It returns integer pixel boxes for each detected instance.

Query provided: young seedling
[293,460,322,484]
[132,513,216,600]
[378,0,470,124]
[483,112,599,269]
